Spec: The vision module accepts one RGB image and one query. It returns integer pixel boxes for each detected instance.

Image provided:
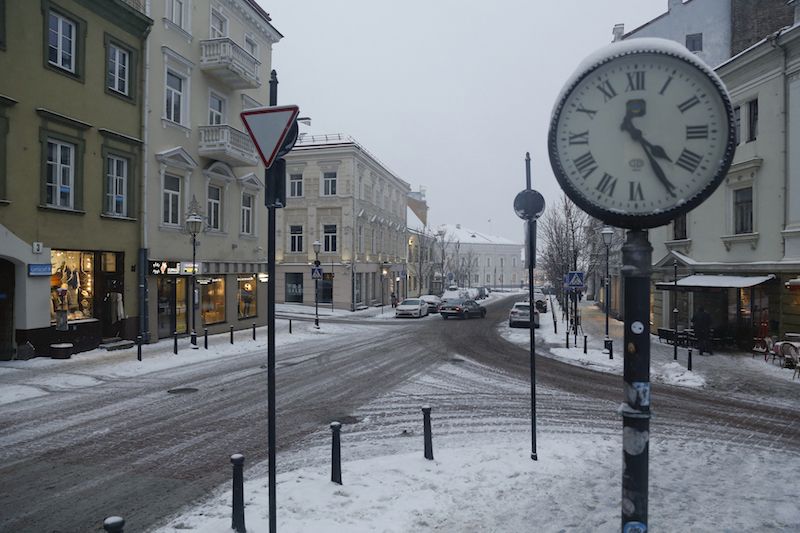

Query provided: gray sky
[258,1,666,242]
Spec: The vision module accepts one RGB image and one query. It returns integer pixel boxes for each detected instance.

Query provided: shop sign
[258,273,269,283]
[237,275,256,282]
[28,263,52,277]
[197,277,223,285]
[182,262,199,275]
[150,260,181,275]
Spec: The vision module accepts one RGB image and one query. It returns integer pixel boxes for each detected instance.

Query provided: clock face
[549,44,735,228]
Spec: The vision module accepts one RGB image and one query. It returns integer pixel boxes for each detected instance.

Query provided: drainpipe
[139,0,152,342]
[352,154,357,311]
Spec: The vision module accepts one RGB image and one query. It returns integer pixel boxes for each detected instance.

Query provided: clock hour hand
[620,100,677,197]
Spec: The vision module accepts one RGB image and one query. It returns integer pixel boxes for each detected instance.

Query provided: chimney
[612,23,625,42]
[456,224,461,230]
[669,0,682,11]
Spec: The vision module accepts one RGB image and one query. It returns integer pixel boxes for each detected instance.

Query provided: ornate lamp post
[601,226,614,358]
[381,263,389,313]
[437,229,446,294]
[185,201,205,348]
[313,240,321,329]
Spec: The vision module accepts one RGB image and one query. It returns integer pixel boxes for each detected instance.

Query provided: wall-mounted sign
[182,262,198,275]
[150,260,181,275]
[258,273,269,283]
[28,263,52,277]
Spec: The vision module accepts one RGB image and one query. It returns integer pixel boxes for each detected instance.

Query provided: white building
[142,0,281,341]
[279,133,411,310]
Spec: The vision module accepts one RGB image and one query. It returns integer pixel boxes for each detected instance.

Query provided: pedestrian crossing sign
[566,271,585,289]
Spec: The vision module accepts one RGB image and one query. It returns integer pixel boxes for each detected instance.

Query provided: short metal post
[231,454,246,533]
[566,329,569,348]
[553,315,557,334]
[252,323,256,341]
[605,338,613,360]
[204,328,208,350]
[330,422,342,484]
[136,335,142,362]
[688,347,693,372]
[422,405,434,460]
[583,334,587,354]
[289,319,292,334]
[173,332,178,355]
[230,325,234,344]
[574,329,577,346]
[103,516,125,533]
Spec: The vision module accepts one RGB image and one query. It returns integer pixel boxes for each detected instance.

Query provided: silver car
[395,298,429,318]
[508,302,539,328]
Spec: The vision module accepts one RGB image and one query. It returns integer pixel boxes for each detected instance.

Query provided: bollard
[574,331,577,346]
[252,323,256,341]
[566,329,570,349]
[688,347,693,372]
[103,516,125,533]
[330,422,342,484]
[204,328,208,350]
[583,335,587,354]
[289,318,292,334]
[231,454,246,533]
[422,406,434,460]
[605,338,613,360]
[136,335,142,362]
[230,325,234,344]
[173,331,178,355]
[553,316,557,334]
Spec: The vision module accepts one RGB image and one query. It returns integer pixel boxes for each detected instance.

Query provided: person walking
[391,292,398,308]
[691,306,713,355]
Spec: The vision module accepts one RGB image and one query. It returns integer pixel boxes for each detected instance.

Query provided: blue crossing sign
[566,271,585,290]
[311,266,323,280]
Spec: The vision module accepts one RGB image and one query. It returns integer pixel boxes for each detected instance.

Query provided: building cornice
[73,0,153,38]
[36,108,92,130]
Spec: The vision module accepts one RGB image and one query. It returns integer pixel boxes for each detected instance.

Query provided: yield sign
[240,105,300,169]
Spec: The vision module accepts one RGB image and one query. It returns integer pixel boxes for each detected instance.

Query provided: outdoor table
[784,333,800,341]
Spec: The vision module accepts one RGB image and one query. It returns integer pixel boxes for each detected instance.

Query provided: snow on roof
[437,224,520,246]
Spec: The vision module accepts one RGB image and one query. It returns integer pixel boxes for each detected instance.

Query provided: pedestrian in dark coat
[691,306,713,355]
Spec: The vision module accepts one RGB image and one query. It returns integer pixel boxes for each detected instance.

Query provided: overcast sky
[258,1,667,242]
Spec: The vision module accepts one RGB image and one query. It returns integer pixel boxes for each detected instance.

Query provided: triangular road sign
[567,272,585,287]
[240,105,300,169]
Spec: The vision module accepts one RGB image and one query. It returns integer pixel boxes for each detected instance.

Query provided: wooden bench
[657,328,676,344]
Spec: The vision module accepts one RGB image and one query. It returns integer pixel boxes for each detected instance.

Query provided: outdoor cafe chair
[752,336,774,360]
[780,342,799,375]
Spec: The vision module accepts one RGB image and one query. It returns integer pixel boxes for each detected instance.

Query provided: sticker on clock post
[631,321,644,334]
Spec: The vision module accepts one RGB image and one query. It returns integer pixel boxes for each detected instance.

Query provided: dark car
[439,298,486,320]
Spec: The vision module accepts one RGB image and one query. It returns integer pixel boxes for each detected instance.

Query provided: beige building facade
[0,0,151,358]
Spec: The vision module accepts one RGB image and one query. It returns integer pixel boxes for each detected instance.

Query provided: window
[163,174,181,225]
[107,43,129,96]
[358,226,363,253]
[289,174,303,197]
[207,185,221,230]
[48,10,76,72]
[487,257,491,267]
[244,35,258,58]
[747,99,758,142]
[685,33,703,52]
[323,172,337,196]
[673,213,687,240]
[105,155,128,216]
[209,92,224,125]
[734,187,753,234]
[241,193,253,235]
[285,272,303,303]
[50,250,95,321]
[323,224,337,252]
[733,106,741,145]
[46,139,74,208]
[238,277,257,319]
[200,277,225,325]
[168,0,185,28]
[165,71,185,124]
[289,225,303,252]
[210,8,227,38]
[512,257,517,268]
[0,0,6,50]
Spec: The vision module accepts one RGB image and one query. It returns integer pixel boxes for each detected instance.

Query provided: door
[0,259,14,360]
[157,277,188,338]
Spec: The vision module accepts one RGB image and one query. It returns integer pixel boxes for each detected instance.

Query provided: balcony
[198,125,259,167]
[200,38,261,90]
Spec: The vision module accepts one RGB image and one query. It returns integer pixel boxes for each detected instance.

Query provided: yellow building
[0,0,151,359]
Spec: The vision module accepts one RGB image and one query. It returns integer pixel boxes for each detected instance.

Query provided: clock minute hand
[620,107,677,197]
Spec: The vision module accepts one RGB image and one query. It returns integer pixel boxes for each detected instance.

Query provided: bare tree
[538,194,595,293]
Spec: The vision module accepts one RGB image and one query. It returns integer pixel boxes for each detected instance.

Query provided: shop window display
[238,276,257,319]
[200,277,225,325]
[50,250,94,322]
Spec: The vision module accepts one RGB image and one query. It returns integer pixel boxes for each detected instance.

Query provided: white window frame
[241,192,254,235]
[165,69,186,125]
[210,7,228,38]
[163,174,181,226]
[107,43,129,95]
[209,91,225,125]
[46,139,75,209]
[289,225,303,253]
[289,174,303,198]
[733,186,754,235]
[48,10,76,73]
[322,171,337,196]
[167,0,186,29]
[207,184,222,231]
[244,34,258,58]
[323,224,338,252]
[106,154,128,216]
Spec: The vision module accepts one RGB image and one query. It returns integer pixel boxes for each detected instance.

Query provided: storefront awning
[656,274,775,291]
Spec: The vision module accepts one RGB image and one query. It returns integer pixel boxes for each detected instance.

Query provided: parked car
[533,292,548,313]
[420,294,442,314]
[508,302,540,328]
[439,298,487,319]
[395,298,429,318]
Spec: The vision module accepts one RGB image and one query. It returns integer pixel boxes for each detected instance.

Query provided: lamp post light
[381,264,388,313]
[437,229,446,294]
[601,226,614,359]
[673,259,679,361]
[313,240,321,329]
[185,206,205,349]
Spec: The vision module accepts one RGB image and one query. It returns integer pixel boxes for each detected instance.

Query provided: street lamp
[601,226,614,359]
[381,263,389,313]
[185,205,205,348]
[673,259,679,361]
[313,240,321,329]
[437,229,445,294]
